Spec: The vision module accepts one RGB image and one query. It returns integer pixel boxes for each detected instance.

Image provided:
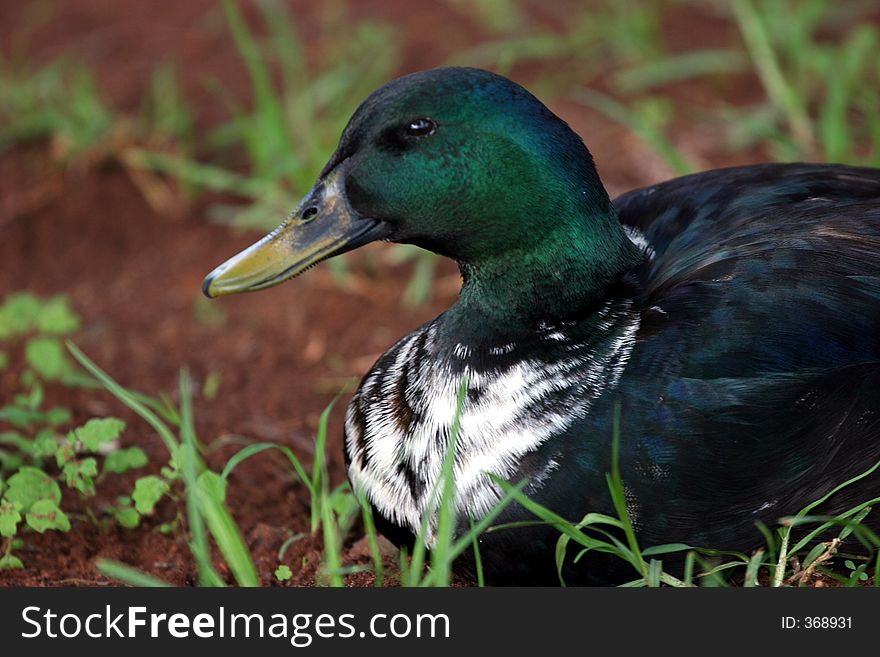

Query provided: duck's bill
[202,171,387,298]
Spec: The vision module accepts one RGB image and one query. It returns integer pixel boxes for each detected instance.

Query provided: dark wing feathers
[615,163,880,378]
[605,163,880,548]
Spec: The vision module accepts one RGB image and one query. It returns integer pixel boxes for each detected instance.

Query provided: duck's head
[204,67,640,321]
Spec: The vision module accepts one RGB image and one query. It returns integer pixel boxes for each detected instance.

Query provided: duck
[203,67,880,585]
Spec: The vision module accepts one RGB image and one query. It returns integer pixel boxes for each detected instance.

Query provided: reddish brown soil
[0,1,837,586]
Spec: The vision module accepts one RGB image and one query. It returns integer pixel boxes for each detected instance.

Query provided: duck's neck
[448,208,644,338]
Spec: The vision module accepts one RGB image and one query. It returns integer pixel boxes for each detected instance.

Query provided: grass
[3,0,880,587]
[63,333,358,586]
[0,53,194,163]
[0,52,196,216]
[573,89,697,176]
[447,0,668,96]
[571,0,880,169]
[0,293,161,569]
[70,344,259,587]
[448,0,879,172]
[728,0,880,164]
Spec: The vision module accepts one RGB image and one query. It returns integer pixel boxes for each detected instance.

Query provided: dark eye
[403,117,437,138]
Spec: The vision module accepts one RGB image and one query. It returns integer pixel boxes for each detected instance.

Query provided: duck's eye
[403,117,436,139]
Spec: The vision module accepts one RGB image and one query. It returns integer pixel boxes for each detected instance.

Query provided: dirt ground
[0,1,796,586]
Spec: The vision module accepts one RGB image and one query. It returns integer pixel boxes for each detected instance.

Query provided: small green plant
[0,417,156,568]
[0,292,82,482]
[70,344,260,587]
[64,341,361,587]
[842,559,870,585]
[0,468,67,569]
[274,564,293,582]
[0,293,163,568]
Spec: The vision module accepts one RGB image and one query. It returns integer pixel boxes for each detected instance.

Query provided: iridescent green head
[204,67,641,326]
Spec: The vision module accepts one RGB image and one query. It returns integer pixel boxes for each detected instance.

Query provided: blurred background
[1,0,879,585]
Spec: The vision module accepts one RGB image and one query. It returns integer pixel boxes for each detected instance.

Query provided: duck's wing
[613,162,880,378]
[603,164,880,546]
[614,162,880,268]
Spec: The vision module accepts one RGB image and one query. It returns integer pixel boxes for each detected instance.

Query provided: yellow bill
[203,169,388,298]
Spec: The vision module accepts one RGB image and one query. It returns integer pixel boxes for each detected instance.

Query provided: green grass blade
[782,457,880,550]
[787,497,880,556]
[359,495,384,588]
[447,479,528,560]
[67,341,179,456]
[573,89,695,176]
[320,483,345,587]
[258,0,315,163]
[310,388,351,533]
[178,370,226,587]
[838,506,873,542]
[607,401,646,576]
[220,442,315,500]
[768,470,880,587]
[554,511,629,585]
[195,472,260,586]
[731,0,815,156]
[491,476,635,566]
[614,49,748,93]
[743,549,765,587]
[426,377,468,586]
[398,545,410,586]
[260,0,308,94]
[123,148,275,198]
[221,0,291,176]
[96,559,172,587]
[183,393,259,585]
[754,520,778,566]
[468,514,485,587]
[646,558,662,588]
[640,543,693,557]
[683,551,695,587]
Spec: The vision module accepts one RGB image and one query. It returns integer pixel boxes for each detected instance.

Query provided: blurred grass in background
[3,0,880,589]
[2,0,879,303]
[131,0,401,229]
